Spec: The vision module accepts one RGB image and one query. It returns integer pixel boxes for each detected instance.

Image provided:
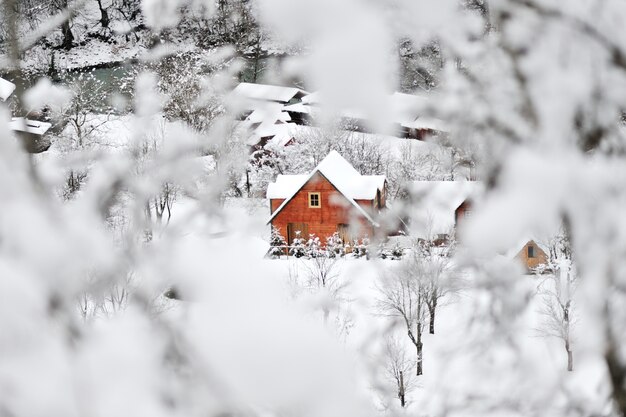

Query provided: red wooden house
[267,151,387,245]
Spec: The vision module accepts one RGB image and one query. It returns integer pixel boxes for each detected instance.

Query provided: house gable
[514,240,548,272]
[270,172,376,242]
[266,152,381,226]
[271,172,374,225]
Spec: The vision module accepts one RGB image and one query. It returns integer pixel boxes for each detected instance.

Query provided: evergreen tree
[325,232,345,258]
[269,226,287,258]
[306,234,323,258]
[289,231,306,258]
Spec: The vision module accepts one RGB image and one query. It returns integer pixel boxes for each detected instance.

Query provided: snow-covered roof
[245,121,297,147]
[301,92,320,105]
[505,238,550,259]
[408,181,482,236]
[401,117,447,131]
[266,129,295,147]
[283,102,317,115]
[390,92,426,124]
[9,118,51,135]
[267,175,308,199]
[293,91,448,132]
[267,151,386,225]
[233,82,308,103]
[245,103,291,125]
[241,102,295,146]
[0,77,15,101]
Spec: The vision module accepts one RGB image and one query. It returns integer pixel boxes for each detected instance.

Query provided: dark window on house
[309,192,321,208]
[527,245,535,258]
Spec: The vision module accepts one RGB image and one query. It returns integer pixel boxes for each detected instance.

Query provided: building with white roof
[406,180,482,239]
[267,151,387,245]
[9,118,52,153]
[232,82,309,105]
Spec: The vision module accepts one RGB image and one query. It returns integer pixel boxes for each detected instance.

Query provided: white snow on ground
[209,255,583,412]
[53,40,145,70]
[156,187,592,412]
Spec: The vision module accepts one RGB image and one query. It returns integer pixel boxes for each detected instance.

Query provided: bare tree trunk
[606,340,626,416]
[54,0,74,49]
[252,33,262,83]
[398,370,406,407]
[429,300,437,334]
[564,299,573,371]
[566,340,573,372]
[61,19,74,49]
[416,322,423,376]
[96,0,110,29]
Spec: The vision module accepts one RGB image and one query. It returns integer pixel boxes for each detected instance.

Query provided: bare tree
[153,182,177,225]
[55,71,113,198]
[378,251,429,375]
[416,236,461,335]
[383,335,416,407]
[387,142,446,199]
[146,51,228,133]
[94,0,110,31]
[536,229,576,371]
[135,123,182,230]
[50,0,75,49]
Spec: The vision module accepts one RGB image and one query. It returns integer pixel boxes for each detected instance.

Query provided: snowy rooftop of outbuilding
[292,91,448,132]
[267,151,386,225]
[233,82,309,103]
[390,92,426,123]
[408,180,482,236]
[283,102,317,115]
[0,77,15,101]
[9,118,52,135]
[245,102,291,125]
[246,122,296,147]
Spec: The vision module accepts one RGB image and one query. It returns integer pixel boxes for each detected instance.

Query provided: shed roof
[0,77,15,101]
[266,151,386,225]
[233,82,309,103]
[10,118,52,135]
[294,91,448,132]
[408,180,482,236]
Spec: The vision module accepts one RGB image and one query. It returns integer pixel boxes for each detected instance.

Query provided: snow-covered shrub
[326,232,345,258]
[390,243,404,260]
[269,226,287,258]
[289,231,306,258]
[352,238,370,259]
[306,234,323,258]
[377,242,388,259]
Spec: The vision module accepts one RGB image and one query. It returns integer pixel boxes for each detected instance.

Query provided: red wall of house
[270,198,284,213]
[270,172,375,242]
